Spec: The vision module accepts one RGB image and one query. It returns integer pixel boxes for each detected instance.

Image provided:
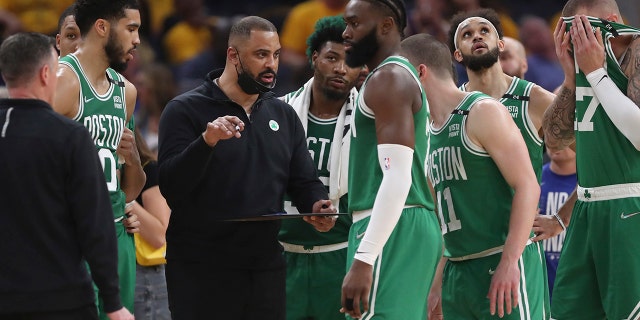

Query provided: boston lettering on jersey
[82,113,126,150]
[428,146,468,186]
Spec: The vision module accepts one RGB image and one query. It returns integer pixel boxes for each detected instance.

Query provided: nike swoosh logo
[356,231,365,239]
[621,212,640,219]
[488,268,495,275]
[84,97,94,103]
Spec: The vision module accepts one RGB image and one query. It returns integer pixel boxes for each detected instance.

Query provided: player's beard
[105,32,129,73]
[345,27,378,68]
[321,85,349,101]
[317,72,351,101]
[461,47,499,71]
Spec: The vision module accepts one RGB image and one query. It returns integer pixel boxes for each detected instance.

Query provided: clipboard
[223,212,349,222]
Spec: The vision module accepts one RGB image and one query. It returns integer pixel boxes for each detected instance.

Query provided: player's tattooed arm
[623,38,640,107]
[542,85,576,151]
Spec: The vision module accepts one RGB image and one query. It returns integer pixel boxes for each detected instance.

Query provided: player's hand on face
[487,261,520,318]
[553,19,576,80]
[304,200,337,232]
[202,115,244,146]
[532,214,563,241]
[340,259,373,319]
[116,127,140,166]
[570,15,605,74]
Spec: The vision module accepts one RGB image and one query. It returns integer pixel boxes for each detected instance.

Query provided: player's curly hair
[447,8,504,54]
[305,15,346,66]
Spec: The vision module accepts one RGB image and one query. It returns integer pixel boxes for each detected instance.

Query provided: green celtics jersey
[461,77,543,181]
[562,16,640,187]
[60,54,128,218]
[279,114,351,246]
[428,92,513,258]
[348,56,433,212]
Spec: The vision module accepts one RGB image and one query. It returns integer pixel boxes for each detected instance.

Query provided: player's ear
[497,38,505,53]
[55,34,61,51]
[417,64,428,80]
[94,18,109,38]
[311,51,319,69]
[380,16,394,35]
[453,49,463,63]
[605,13,620,23]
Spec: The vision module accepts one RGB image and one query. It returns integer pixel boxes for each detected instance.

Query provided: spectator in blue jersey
[536,146,576,301]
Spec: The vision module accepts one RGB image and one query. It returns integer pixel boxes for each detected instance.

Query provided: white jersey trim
[460,94,492,157]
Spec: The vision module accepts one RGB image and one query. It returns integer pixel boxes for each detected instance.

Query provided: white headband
[453,17,499,50]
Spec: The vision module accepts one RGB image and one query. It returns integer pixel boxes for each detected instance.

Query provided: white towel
[280,77,357,210]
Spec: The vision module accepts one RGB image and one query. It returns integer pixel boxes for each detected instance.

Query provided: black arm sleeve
[66,126,122,313]
[157,100,215,205]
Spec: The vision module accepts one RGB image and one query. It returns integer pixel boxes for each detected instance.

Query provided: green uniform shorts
[551,196,640,320]
[346,207,442,320]
[442,241,549,320]
[94,222,135,319]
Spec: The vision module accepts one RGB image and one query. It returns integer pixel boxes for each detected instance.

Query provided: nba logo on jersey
[384,157,391,170]
[113,96,123,109]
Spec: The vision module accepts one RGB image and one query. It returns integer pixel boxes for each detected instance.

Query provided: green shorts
[346,207,442,320]
[551,196,640,320]
[94,223,135,319]
[283,247,347,320]
[442,241,549,320]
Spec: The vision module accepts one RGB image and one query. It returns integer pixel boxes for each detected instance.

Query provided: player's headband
[453,17,499,50]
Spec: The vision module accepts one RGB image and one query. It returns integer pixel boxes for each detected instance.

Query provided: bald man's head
[499,36,528,78]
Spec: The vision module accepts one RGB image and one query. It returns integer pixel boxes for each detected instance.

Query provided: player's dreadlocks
[365,0,407,37]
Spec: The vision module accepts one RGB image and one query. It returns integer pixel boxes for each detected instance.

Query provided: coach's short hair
[228,16,277,47]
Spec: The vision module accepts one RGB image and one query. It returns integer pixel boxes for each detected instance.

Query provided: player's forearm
[354,144,413,265]
[543,84,576,151]
[501,182,540,264]
[557,187,577,228]
[121,164,146,202]
[587,68,640,150]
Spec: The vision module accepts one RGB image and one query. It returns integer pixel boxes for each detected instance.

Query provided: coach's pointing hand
[202,115,244,147]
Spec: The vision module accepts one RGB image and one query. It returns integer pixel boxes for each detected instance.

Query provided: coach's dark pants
[166,260,286,320]
[0,304,98,320]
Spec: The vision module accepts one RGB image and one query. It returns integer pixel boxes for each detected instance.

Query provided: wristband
[553,213,566,232]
